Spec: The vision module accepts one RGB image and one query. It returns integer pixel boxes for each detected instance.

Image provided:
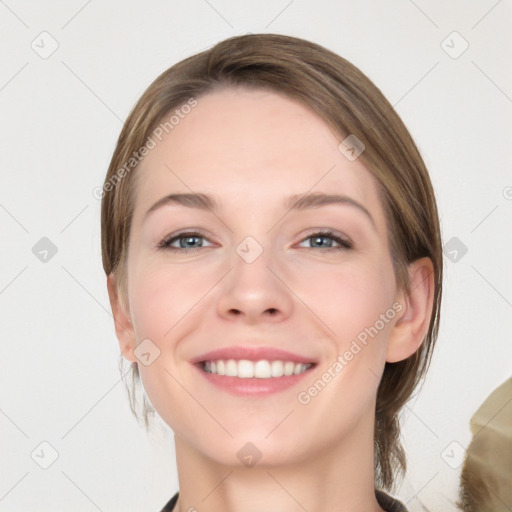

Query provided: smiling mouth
[200,359,316,379]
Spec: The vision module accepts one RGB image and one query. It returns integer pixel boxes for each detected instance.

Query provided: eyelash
[157,230,353,252]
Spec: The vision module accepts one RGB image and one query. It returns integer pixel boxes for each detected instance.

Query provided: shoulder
[375,489,409,512]
[158,491,179,512]
[159,490,408,512]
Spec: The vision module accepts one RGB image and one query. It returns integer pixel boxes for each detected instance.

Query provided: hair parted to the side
[101,33,443,494]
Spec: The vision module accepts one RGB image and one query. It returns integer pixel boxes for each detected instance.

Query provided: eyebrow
[143,191,376,228]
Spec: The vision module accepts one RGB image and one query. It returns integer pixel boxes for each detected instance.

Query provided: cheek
[294,261,397,424]
[128,257,210,342]
[126,261,209,431]
[293,257,397,342]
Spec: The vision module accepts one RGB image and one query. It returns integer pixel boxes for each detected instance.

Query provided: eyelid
[158,228,353,252]
[296,228,353,250]
[157,230,215,251]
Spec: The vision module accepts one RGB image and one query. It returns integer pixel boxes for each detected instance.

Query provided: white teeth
[284,361,295,376]
[270,360,283,377]
[202,359,312,378]
[238,360,254,378]
[225,359,237,376]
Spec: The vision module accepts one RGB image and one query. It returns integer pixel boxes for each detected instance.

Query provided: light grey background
[1,1,511,511]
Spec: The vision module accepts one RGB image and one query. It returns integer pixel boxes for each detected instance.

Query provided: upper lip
[190,346,317,364]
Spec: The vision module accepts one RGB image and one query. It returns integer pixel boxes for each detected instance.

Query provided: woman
[101,33,442,512]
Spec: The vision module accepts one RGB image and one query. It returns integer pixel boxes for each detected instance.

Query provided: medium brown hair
[101,33,443,493]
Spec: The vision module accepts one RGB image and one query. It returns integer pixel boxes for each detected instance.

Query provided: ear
[386,257,435,363]
[106,273,137,364]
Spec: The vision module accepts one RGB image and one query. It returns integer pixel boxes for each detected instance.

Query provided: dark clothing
[159,489,408,511]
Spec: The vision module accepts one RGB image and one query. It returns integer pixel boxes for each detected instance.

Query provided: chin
[196,433,310,469]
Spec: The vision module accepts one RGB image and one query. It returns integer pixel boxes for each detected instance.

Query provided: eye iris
[311,235,333,248]
[181,235,201,248]
[161,230,349,251]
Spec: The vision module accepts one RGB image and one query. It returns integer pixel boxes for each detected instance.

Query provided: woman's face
[115,86,405,466]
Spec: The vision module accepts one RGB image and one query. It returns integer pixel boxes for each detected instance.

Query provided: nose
[216,244,294,325]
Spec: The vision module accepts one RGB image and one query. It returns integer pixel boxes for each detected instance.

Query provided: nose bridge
[227,201,275,270]
[235,234,267,266]
[216,230,293,321]
[230,232,276,291]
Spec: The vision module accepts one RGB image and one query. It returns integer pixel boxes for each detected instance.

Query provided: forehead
[133,87,385,227]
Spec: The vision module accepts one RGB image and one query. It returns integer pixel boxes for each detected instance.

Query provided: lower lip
[193,363,315,397]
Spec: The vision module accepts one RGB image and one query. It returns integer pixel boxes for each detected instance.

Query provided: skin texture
[107,87,434,512]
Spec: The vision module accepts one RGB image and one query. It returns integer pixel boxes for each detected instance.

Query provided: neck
[172,405,386,512]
